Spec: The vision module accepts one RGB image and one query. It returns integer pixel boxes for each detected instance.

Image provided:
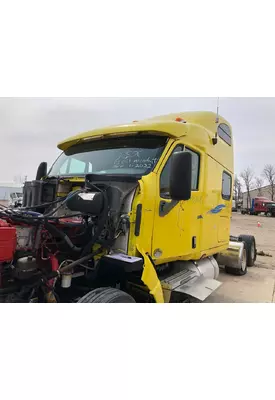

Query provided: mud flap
[137,246,164,303]
[173,276,221,301]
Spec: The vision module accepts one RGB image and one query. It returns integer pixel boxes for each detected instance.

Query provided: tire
[267,212,272,217]
[77,287,136,303]
[238,234,257,267]
[225,245,247,276]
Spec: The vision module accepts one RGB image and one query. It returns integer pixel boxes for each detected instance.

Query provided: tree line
[234,164,275,208]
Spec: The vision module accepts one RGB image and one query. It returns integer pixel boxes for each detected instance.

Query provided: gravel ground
[205,213,275,303]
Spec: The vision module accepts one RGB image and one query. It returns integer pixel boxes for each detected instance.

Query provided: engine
[0,175,138,303]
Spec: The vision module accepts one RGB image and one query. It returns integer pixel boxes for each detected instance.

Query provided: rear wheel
[238,234,257,267]
[77,287,136,303]
[267,212,272,217]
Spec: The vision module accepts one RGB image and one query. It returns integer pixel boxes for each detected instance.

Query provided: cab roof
[57,111,231,151]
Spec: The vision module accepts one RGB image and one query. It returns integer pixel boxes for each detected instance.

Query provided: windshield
[48,135,167,178]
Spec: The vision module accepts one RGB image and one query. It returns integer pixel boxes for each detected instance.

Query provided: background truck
[241,197,273,215]
[265,202,275,217]
[0,111,256,303]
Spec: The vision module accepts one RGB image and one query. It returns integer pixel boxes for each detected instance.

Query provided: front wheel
[77,287,136,303]
[267,212,272,217]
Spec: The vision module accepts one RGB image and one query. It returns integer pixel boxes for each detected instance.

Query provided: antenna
[215,97,220,124]
[212,97,220,145]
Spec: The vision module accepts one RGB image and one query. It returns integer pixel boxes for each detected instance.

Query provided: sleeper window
[218,124,232,146]
[222,171,232,200]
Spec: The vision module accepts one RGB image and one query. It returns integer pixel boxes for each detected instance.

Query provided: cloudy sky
[0,97,274,183]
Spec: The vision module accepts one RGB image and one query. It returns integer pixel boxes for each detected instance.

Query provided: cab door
[152,143,202,263]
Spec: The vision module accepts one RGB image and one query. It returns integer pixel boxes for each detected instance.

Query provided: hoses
[44,221,82,253]
[0,190,81,225]
[22,196,67,210]
[59,248,102,273]
[42,190,81,218]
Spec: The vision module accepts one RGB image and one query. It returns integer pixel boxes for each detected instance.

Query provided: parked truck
[241,196,273,216]
[265,202,275,217]
[0,111,256,303]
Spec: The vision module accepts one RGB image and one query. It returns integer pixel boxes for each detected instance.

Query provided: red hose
[49,254,59,287]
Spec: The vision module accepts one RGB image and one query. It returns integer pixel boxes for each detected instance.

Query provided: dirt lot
[206,213,275,303]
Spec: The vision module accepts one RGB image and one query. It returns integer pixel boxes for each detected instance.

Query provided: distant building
[0,182,23,207]
[242,184,272,208]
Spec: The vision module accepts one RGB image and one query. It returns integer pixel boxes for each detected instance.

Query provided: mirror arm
[159,200,179,217]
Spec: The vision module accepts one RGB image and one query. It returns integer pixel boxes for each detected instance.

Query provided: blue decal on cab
[208,204,226,214]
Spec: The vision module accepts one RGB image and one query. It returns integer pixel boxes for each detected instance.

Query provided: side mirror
[36,162,48,180]
[169,151,192,201]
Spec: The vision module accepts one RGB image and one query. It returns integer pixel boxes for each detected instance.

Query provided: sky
[0,97,274,183]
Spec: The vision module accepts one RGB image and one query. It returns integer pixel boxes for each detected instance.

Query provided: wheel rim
[241,248,247,271]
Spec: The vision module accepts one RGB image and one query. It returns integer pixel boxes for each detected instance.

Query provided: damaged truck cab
[0,111,256,303]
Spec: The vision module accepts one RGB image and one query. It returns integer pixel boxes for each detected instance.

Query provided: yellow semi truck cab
[21,111,255,303]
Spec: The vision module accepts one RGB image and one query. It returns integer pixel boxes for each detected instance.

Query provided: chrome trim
[216,241,245,270]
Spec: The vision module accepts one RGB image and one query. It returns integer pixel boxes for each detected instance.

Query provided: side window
[218,123,232,146]
[185,147,200,190]
[160,145,184,198]
[222,171,232,200]
[160,145,200,198]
